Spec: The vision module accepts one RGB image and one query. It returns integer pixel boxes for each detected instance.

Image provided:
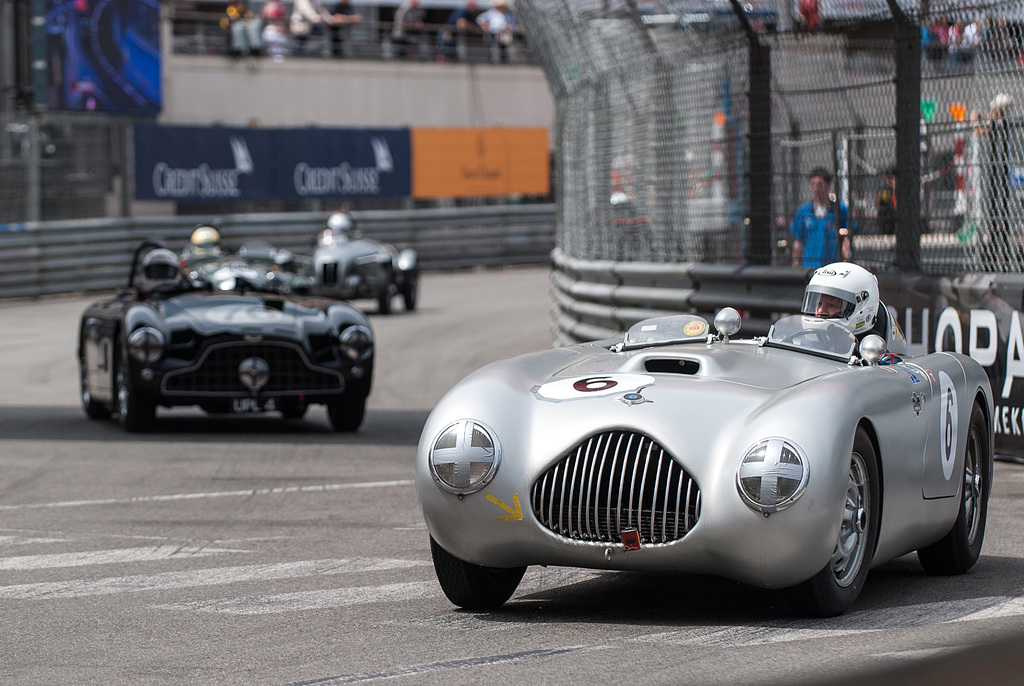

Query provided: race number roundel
[938,371,958,482]
[533,374,655,402]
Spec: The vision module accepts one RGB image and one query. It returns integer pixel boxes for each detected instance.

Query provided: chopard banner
[881,272,1024,457]
[133,124,411,202]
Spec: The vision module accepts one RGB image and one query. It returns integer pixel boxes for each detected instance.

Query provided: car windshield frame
[620,315,711,351]
[765,314,857,360]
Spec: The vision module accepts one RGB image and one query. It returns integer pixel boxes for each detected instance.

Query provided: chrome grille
[531,431,701,545]
[163,341,343,395]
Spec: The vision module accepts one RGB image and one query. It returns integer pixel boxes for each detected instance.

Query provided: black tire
[918,402,991,575]
[79,352,110,420]
[791,426,879,617]
[326,394,366,432]
[376,267,392,315]
[401,271,419,311]
[429,536,526,610]
[280,403,308,420]
[114,344,156,433]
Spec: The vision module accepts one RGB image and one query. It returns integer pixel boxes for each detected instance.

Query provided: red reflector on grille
[621,528,641,551]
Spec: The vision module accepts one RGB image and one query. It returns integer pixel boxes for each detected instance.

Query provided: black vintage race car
[311,212,419,314]
[77,240,374,432]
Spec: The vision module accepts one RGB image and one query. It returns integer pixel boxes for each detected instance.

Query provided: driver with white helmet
[802,261,907,354]
[801,262,878,336]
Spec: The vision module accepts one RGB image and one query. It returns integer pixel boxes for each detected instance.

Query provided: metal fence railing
[0,204,555,300]
[516,0,1024,275]
[169,9,536,65]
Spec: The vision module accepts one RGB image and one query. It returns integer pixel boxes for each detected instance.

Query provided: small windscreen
[623,315,710,350]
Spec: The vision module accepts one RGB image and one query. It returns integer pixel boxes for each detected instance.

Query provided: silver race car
[416,307,994,616]
[311,212,418,314]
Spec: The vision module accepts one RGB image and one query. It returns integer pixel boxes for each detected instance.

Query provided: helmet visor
[801,289,856,320]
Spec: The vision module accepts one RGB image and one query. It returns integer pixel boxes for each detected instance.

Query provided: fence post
[892,5,922,271]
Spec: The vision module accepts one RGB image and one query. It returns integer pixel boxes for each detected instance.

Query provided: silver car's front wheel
[791,426,879,617]
[832,450,871,587]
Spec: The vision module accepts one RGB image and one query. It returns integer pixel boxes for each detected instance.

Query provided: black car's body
[78,241,374,432]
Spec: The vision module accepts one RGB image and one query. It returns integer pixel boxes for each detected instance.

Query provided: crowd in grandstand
[210,0,523,63]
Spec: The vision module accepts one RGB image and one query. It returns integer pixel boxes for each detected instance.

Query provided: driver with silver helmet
[140,248,183,293]
[321,211,358,246]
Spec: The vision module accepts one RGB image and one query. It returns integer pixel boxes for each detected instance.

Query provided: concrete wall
[160,54,555,132]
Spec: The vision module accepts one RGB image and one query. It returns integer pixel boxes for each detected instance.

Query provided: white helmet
[801,262,879,336]
[326,212,353,233]
[141,248,181,288]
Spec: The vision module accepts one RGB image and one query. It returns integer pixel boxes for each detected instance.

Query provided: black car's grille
[163,341,343,395]
[322,262,339,286]
[531,431,701,545]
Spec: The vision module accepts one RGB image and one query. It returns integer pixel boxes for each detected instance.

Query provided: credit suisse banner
[134,124,411,202]
[134,125,551,202]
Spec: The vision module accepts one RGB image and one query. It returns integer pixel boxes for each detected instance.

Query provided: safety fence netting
[517,0,1024,273]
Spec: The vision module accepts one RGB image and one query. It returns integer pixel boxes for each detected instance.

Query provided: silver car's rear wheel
[918,402,990,575]
[791,426,879,617]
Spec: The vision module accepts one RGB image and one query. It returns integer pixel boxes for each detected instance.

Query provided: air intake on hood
[645,358,700,374]
[531,431,701,545]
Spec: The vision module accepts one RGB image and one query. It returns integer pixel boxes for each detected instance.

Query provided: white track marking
[0,544,243,571]
[0,558,429,600]
[0,480,414,511]
[0,535,69,545]
[153,581,439,615]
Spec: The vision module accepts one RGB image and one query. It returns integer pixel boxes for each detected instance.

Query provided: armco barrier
[550,248,807,345]
[0,205,556,300]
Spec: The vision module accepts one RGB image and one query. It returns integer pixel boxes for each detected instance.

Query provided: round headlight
[339,325,373,362]
[127,327,165,364]
[736,438,808,515]
[429,420,501,495]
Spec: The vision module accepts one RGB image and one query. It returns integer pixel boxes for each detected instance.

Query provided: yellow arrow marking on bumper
[485,493,523,521]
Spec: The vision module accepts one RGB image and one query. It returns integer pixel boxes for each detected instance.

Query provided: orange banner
[412,128,550,199]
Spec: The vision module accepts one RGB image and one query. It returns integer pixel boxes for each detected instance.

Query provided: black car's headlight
[339,325,373,362]
[736,438,808,515]
[429,420,500,495]
[127,327,165,364]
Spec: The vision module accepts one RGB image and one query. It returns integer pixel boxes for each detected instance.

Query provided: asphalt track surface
[2,266,1024,685]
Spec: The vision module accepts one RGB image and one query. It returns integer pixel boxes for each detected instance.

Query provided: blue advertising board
[46,0,162,115]
[133,125,411,202]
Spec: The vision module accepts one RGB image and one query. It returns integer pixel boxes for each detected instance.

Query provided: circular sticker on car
[532,374,655,402]
[938,371,958,482]
[683,320,707,336]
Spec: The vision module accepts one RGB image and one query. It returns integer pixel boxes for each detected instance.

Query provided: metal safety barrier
[550,248,808,345]
[0,204,555,300]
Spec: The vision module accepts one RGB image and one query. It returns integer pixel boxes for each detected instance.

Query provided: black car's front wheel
[790,426,879,617]
[114,344,156,433]
[326,394,366,432]
[79,352,110,420]
[429,536,526,611]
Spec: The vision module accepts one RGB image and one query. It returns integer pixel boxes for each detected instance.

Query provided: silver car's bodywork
[416,310,994,614]
[311,231,418,314]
